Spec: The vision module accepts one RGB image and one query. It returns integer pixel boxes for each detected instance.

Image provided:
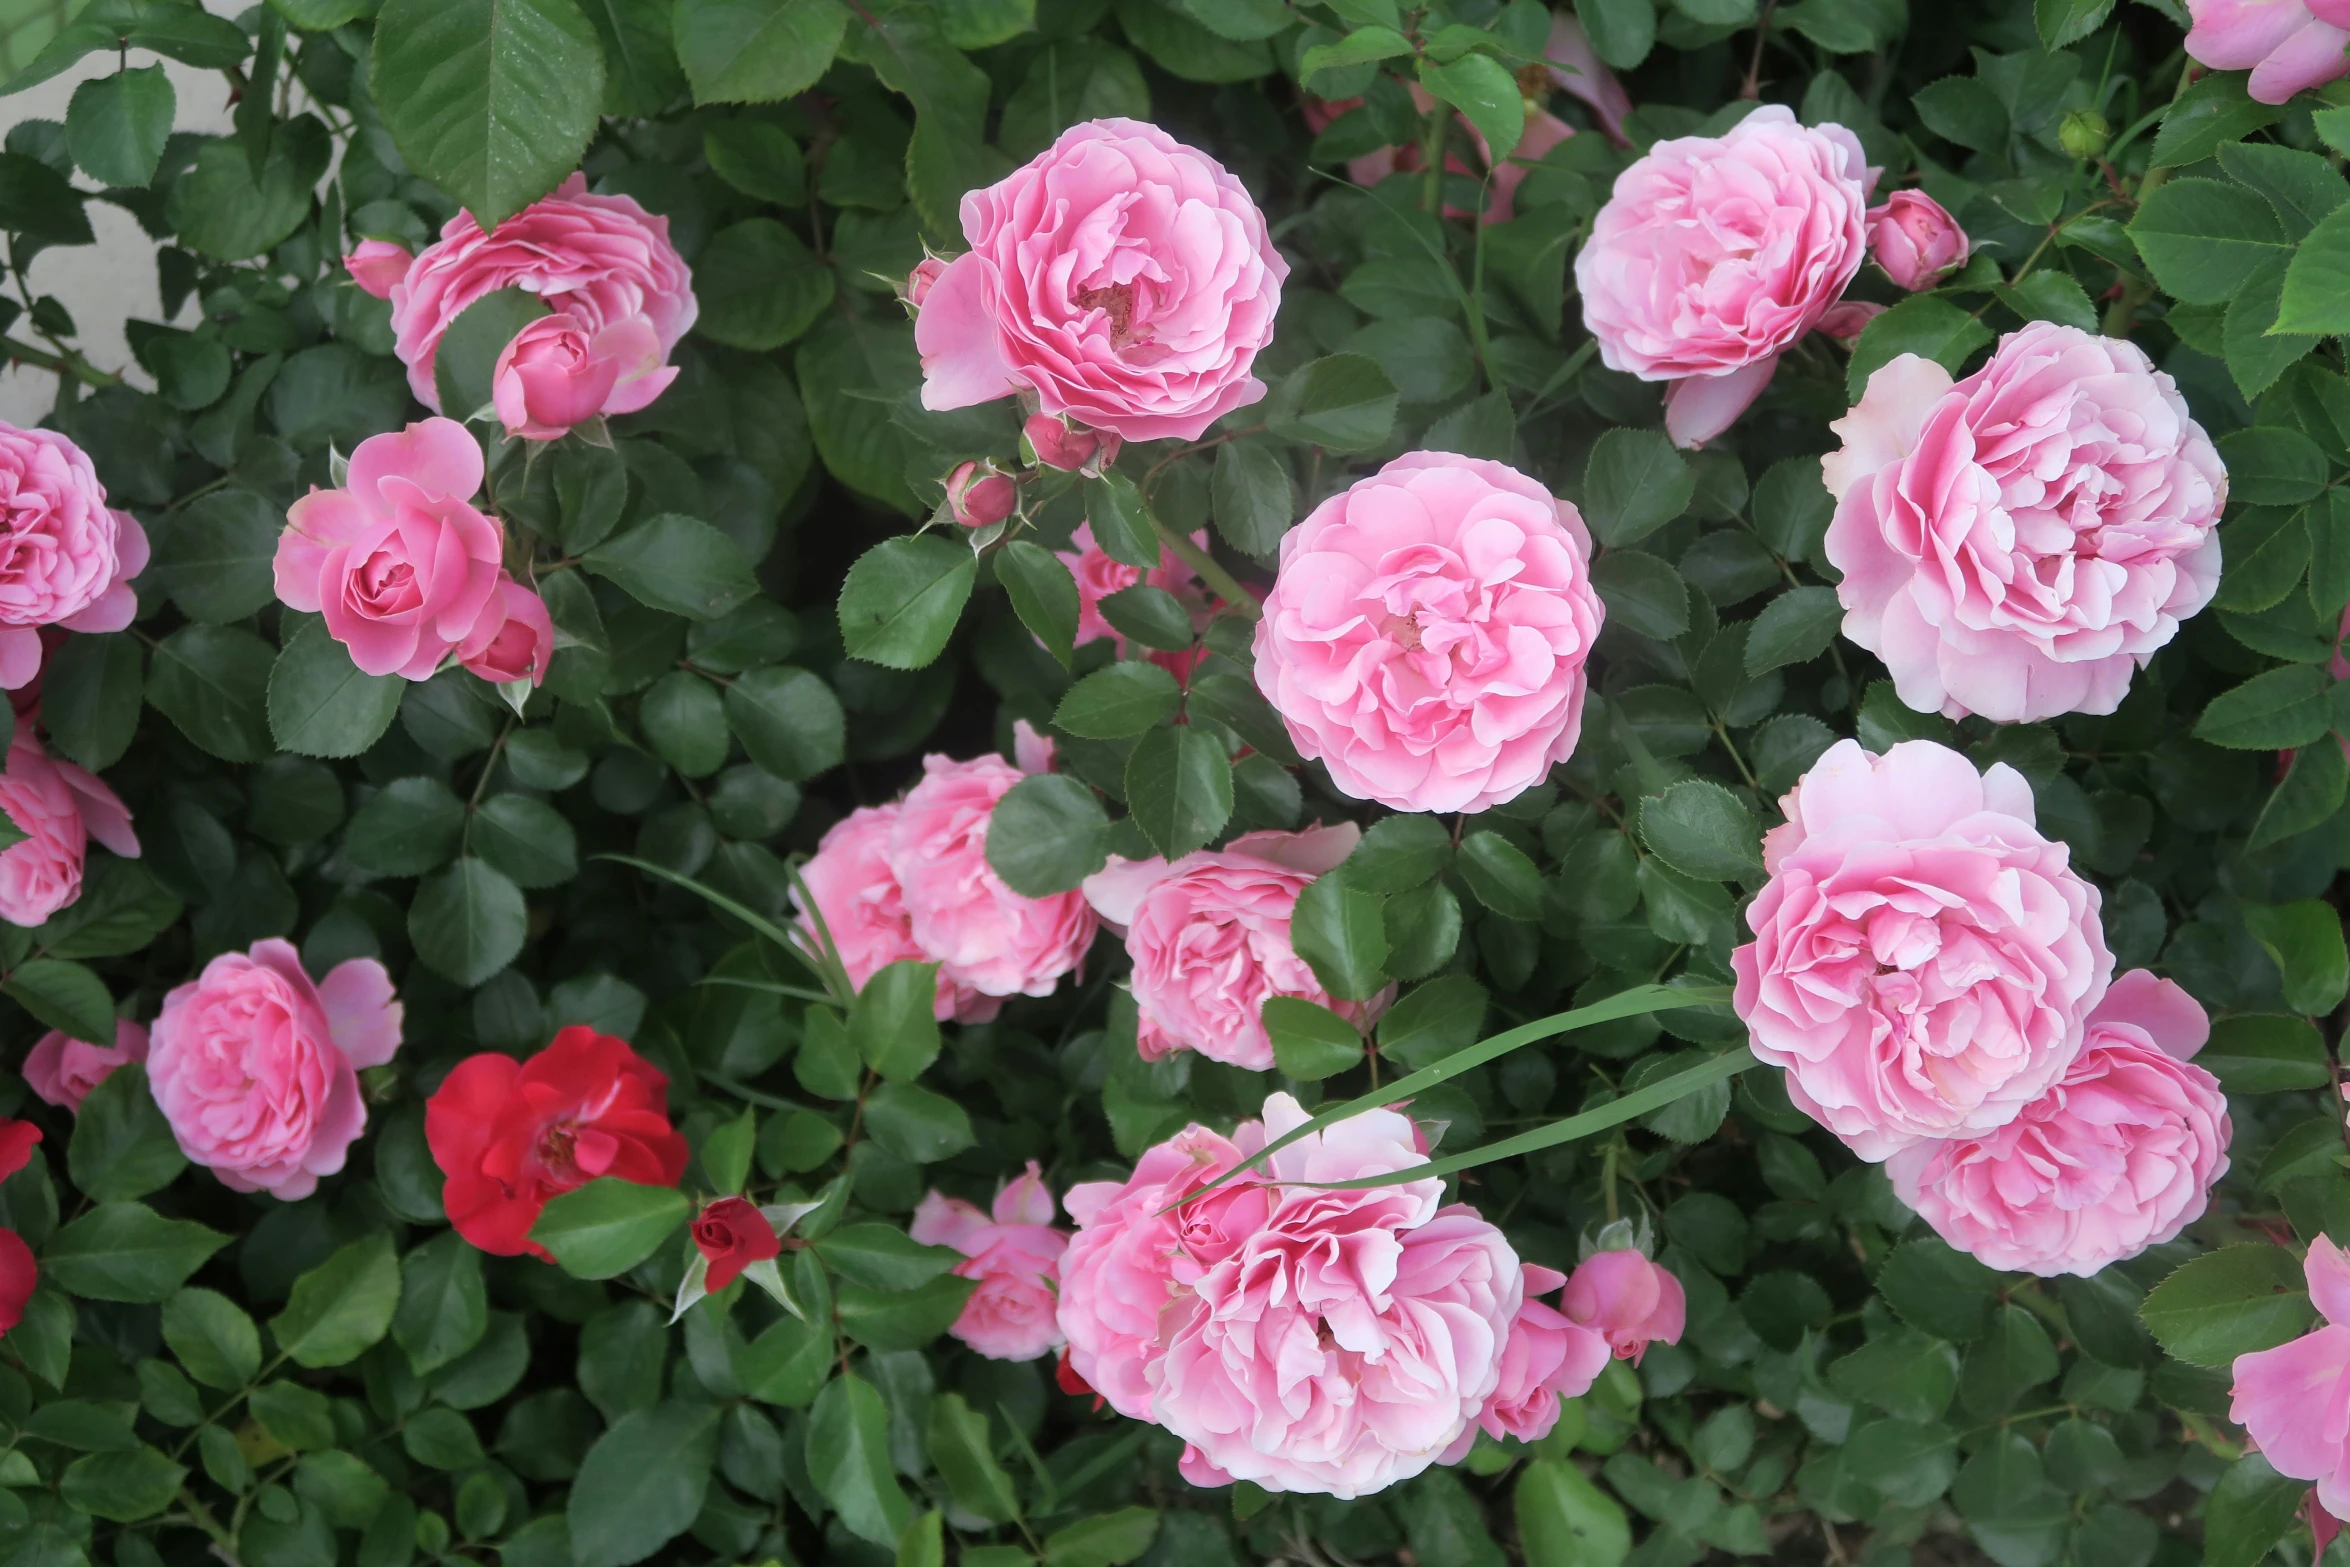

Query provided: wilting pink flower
[1576,105,1870,448]
[792,802,999,1024]
[1824,324,2226,723]
[0,421,150,688]
[1887,971,2228,1276]
[491,312,668,440]
[892,752,1097,1003]
[1563,1248,1687,1363]
[902,256,947,310]
[912,1162,1072,1362]
[0,729,138,928]
[1868,191,1968,290]
[1025,414,1120,473]
[390,174,694,416]
[945,462,1018,528]
[1253,452,1602,814]
[2187,0,2350,103]
[1732,739,2113,1161]
[456,574,555,687]
[1056,521,1204,652]
[1082,824,1381,1070]
[24,1018,148,1112]
[343,239,413,301]
[274,418,506,680]
[2232,1236,2350,1515]
[915,118,1287,443]
[148,939,401,1200]
[1470,1264,1611,1445]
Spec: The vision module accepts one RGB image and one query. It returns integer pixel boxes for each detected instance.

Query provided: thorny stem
[1,337,119,389]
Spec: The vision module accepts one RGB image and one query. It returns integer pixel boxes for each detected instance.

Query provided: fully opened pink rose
[1887,971,2228,1276]
[915,118,1287,443]
[1732,739,2113,1161]
[1472,1265,1610,1446]
[2187,0,2350,102]
[0,729,139,928]
[1824,324,2225,723]
[2233,1237,2350,1516]
[390,174,694,416]
[147,939,402,1200]
[274,418,506,680]
[911,1162,1072,1362]
[792,802,998,1024]
[0,421,151,689]
[1253,452,1603,815]
[25,1019,148,1113]
[1576,105,1870,449]
[1082,823,1379,1070]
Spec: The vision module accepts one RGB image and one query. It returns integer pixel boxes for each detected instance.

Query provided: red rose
[425,1027,688,1259]
[691,1197,779,1291]
[0,1119,43,1334]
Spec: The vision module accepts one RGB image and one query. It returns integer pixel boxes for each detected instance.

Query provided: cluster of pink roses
[1734,739,2230,1276]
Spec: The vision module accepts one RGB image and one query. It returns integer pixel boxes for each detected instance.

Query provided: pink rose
[274,418,507,680]
[792,803,999,1024]
[1575,105,1870,448]
[1562,1248,1687,1364]
[390,174,694,415]
[1082,824,1384,1070]
[945,462,1019,528]
[0,421,151,688]
[915,118,1287,443]
[1868,190,1968,291]
[2188,0,2350,103]
[1731,738,2113,1161]
[24,1018,149,1112]
[1252,451,1603,815]
[147,939,402,1200]
[1473,1264,1611,1445]
[902,257,947,310]
[456,574,555,687]
[1544,13,1634,145]
[890,752,1098,1002]
[1055,521,1203,652]
[1887,971,2229,1276]
[1024,414,1121,474]
[2232,1236,2350,1515]
[1824,324,2225,723]
[0,729,138,928]
[343,239,413,301]
[911,1162,1072,1362]
[490,312,667,441]
[1816,300,1886,341]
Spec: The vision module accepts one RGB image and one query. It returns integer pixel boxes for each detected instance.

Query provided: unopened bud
[2059,108,2111,161]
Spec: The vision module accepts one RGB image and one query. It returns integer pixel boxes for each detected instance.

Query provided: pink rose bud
[1024,414,1121,473]
[1562,1248,1687,1364]
[903,256,947,310]
[1815,300,1885,342]
[343,239,413,300]
[1868,190,1968,291]
[490,312,664,441]
[945,461,1019,528]
[25,1019,149,1112]
[457,574,556,687]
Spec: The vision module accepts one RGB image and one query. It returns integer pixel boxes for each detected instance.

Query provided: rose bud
[1868,191,1969,292]
[945,462,1018,529]
[1815,300,1886,342]
[1024,414,1121,474]
[2059,108,2112,160]
[1562,1247,1686,1363]
[692,1197,782,1292]
[902,256,947,311]
[343,239,413,300]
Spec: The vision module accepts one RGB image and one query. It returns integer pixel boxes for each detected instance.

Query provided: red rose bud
[946,462,1019,528]
[1024,414,1121,473]
[1867,191,1968,292]
[692,1196,781,1292]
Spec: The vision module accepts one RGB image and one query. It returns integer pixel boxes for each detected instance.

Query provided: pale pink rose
[791,803,999,1024]
[891,753,1097,1002]
[274,418,506,680]
[902,257,947,310]
[343,239,413,301]
[1575,105,1870,449]
[911,1162,1072,1362]
[1562,1248,1687,1364]
[1252,451,1603,815]
[456,575,555,687]
[1082,824,1384,1070]
[1471,1264,1611,1445]
[24,1018,149,1112]
[1055,521,1204,652]
[915,118,1287,443]
[390,174,694,415]
[945,462,1018,528]
[0,729,139,928]
[0,421,151,688]
[490,312,667,440]
[147,939,402,1200]
[2232,1236,2350,1516]
[2188,0,2350,103]
[1868,190,1968,291]
[1024,414,1120,474]
[1731,739,2113,1161]
[1824,325,2225,723]
[1886,971,2229,1276]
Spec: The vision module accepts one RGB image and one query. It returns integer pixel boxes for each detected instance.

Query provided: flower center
[1074,283,1144,349]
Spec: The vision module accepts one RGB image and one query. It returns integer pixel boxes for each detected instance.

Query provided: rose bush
[0,0,2341,1563]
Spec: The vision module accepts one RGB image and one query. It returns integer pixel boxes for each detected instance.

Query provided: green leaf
[1590,550,1689,639]
[1994,270,2097,332]
[2243,899,2349,1016]
[1875,1239,2004,1342]
[986,773,1111,896]
[1263,997,1363,1081]
[1347,814,1453,893]
[1417,52,1522,163]
[270,1234,400,1369]
[1124,725,1233,858]
[1640,779,1763,880]
[148,489,281,625]
[1579,0,1654,66]
[641,672,730,779]
[434,285,551,423]
[725,665,846,782]
[1377,973,1488,1068]
[2195,664,2331,749]
[1744,585,1843,674]
[248,1381,336,1451]
[1583,429,1694,547]
[569,1402,722,1567]
[2219,426,2331,506]
[2035,0,2112,47]
[267,617,404,760]
[1301,22,1413,77]
[2129,178,2292,306]
[1099,586,1195,653]
[1456,831,1545,921]
[1211,436,1295,557]
[694,218,835,350]
[863,1082,975,1164]
[2204,1452,2315,1567]
[65,66,173,188]
[836,1273,974,1349]
[1055,661,1181,740]
[163,1289,260,1390]
[850,959,941,1081]
[1847,295,1995,400]
[67,1067,182,1203]
[837,535,977,669]
[1084,471,1158,568]
[2151,71,2283,168]
[394,1231,489,1377]
[371,0,607,229]
[2278,203,2350,338]
[147,624,276,763]
[813,1223,963,1290]
[2199,1014,2331,1094]
[165,119,332,260]
[1290,868,1389,1003]
[674,0,848,103]
[1516,1460,1631,1567]
[60,1447,185,1523]
[997,540,1081,667]
[585,513,759,622]
[1043,1509,1161,1567]
[1265,353,1400,451]
[530,1179,692,1279]
[409,859,529,987]
[926,1392,1020,1525]
[40,632,144,774]
[345,777,467,876]
[44,1203,231,1303]
[808,1373,911,1546]
[0,152,91,245]
[5,958,114,1045]
[2139,1244,2313,1368]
